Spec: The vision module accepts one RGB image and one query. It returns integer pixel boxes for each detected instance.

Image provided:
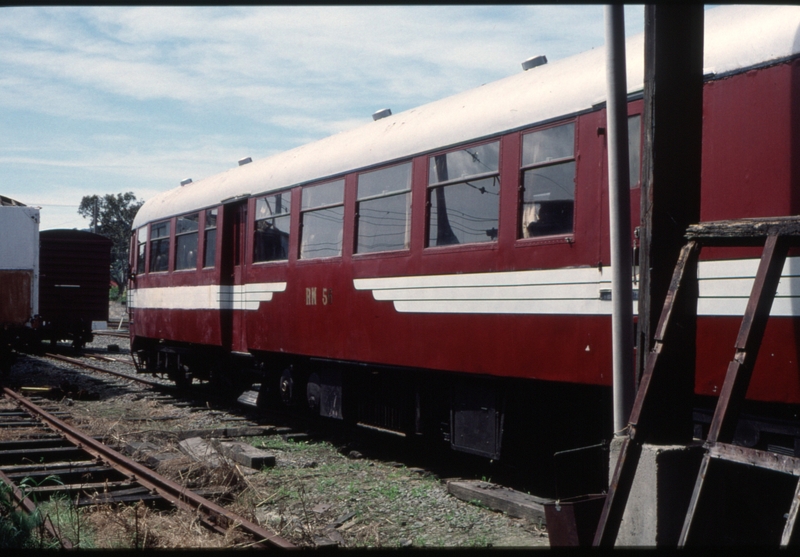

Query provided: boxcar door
[220,200,248,353]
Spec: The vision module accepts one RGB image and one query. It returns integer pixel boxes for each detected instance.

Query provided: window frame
[174,212,200,271]
[627,113,643,189]
[425,140,502,249]
[148,219,171,274]
[136,226,147,274]
[518,120,577,241]
[203,207,218,269]
[299,179,345,260]
[253,191,292,264]
[355,161,413,255]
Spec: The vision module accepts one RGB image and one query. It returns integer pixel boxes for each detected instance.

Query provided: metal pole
[605,5,635,434]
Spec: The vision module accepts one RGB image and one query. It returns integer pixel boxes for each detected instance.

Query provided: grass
[238,434,525,548]
[0,476,96,549]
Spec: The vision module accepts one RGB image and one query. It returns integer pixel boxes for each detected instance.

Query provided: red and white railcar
[129,6,800,469]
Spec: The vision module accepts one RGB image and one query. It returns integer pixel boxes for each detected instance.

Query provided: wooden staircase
[594,217,800,546]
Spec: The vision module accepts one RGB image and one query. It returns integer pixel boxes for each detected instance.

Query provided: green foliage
[0,505,42,548]
[0,481,49,549]
[78,192,143,293]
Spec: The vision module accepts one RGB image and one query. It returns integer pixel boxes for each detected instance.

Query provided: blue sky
[1,5,644,231]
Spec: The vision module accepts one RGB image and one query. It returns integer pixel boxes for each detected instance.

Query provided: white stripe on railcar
[355,257,800,317]
[129,282,286,311]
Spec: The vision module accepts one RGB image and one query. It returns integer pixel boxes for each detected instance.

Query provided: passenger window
[203,208,217,268]
[149,220,170,273]
[520,122,575,238]
[356,163,412,254]
[175,213,199,270]
[427,141,500,247]
[300,180,344,259]
[628,114,642,188]
[254,193,291,262]
[136,227,147,273]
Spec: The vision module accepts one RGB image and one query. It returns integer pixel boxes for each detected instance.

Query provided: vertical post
[605,5,635,434]
[635,5,704,443]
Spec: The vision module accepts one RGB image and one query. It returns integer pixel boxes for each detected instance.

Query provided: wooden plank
[3,464,110,479]
[0,445,89,465]
[0,438,72,450]
[681,234,791,546]
[447,480,551,522]
[708,443,800,476]
[678,453,712,545]
[0,421,40,428]
[595,241,700,546]
[780,478,800,546]
[687,217,800,244]
[707,234,789,444]
[175,426,274,440]
[26,480,136,494]
[212,440,276,469]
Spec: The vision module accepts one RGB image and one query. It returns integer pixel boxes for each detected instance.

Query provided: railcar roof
[133,5,800,229]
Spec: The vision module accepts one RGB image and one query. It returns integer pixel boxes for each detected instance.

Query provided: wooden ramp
[594,217,800,546]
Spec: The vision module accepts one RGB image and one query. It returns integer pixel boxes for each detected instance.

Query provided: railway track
[0,386,294,549]
[3,343,549,547]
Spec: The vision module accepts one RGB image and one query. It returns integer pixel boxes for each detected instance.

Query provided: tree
[78,192,143,295]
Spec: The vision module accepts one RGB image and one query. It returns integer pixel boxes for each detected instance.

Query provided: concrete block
[178,437,224,467]
[610,439,704,546]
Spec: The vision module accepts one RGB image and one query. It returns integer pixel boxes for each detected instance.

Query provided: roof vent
[372,108,392,121]
[521,55,547,71]
[238,157,253,166]
[180,178,193,186]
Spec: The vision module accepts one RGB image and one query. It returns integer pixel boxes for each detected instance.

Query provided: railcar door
[220,200,248,353]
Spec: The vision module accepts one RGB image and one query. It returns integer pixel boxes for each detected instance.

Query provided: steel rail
[44,353,164,389]
[2,387,295,549]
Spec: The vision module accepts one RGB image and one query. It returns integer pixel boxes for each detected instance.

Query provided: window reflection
[137,227,146,273]
[356,163,412,254]
[175,213,199,270]
[149,220,170,273]
[628,114,642,188]
[427,142,500,247]
[520,123,575,238]
[203,208,217,268]
[300,180,344,259]
[254,193,291,263]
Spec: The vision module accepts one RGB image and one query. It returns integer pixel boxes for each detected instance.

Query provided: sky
[0,5,645,231]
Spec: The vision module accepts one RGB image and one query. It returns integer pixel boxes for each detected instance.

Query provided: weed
[375,483,400,501]
[0,477,64,549]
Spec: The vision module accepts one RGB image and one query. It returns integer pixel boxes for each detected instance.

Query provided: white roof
[133,5,800,229]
